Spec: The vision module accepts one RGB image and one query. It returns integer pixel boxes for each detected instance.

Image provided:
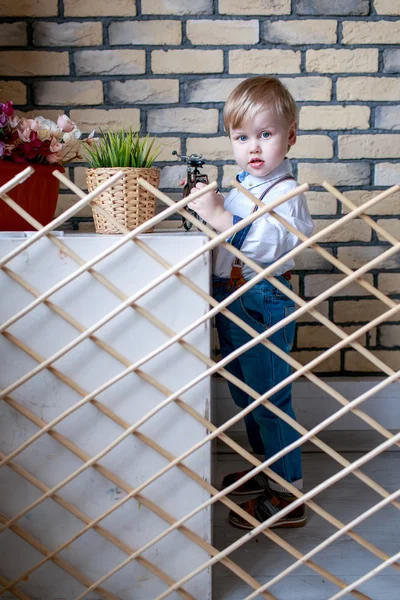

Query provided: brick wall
[0,0,399,374]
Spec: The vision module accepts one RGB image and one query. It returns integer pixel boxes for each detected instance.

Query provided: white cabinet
[0,232,212,600]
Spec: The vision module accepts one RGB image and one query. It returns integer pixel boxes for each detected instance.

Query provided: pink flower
[0,102,83,165]
[47,152,62,164]
[49,137,62,153]
[17,127,33,143]
[57,114,75,133]
[20,118,34,130]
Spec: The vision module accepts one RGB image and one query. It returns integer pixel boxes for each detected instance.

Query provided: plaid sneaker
[221,469,269,496]
[228,488,306,529]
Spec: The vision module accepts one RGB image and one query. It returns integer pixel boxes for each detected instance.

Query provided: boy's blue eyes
[236,132,270,141]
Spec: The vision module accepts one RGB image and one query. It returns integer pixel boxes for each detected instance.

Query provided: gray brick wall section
[0,0,398,374]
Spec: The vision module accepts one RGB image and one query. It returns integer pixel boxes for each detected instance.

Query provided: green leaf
[82,126,164,169]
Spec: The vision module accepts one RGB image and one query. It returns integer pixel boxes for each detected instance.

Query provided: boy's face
[229,107,296,179]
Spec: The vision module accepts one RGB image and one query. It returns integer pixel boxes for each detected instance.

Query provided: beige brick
[291,274,300,296]
[298,163,370,186]
[75,50,145,76]
[142,0,212,14]
[374,0,400,14]
[305,273,374,297]
[148,108,219,133]
[313,219,371,242]
[337,77,400,101]
[33,21,102,47]
[153,216,185,229]
[281,77,332,101]
[15,109,61,122]
[334,299,399,322]
[184,78,245,102]
[345,350,400,372]
[0,0,57,16]
[187,137,233,161]
[304,191,337,215]
[339,134,400,159]
[0,80,26,103]
[342,20,400,44]
[64,0,136,16]
[341,190,400,215]
[0,23,27,46]
[291,350,340,373]
[73,166,88,190]
[306,49,378,73]
[369,328,377,346]
[264,20,336,44]
[297,325,366,349]
[296,300,329,323]
[69,109,140,133]
[109,79,179,104]
[219,0,290,15]
[229,49,300,74]
[57,194,92,217]
[187,19,258,45]
[375,106,400,130]
[294,248,334,270]
[155,192,181,214]
[376,219,400,242]
[222,164,240,188]
[380,325,400,347]
[299,106,370,130]
[378,273,400,296]
[288,135,333,159]
[151,138,181,162]
[374,163,400,186]
[78,222,96,233]
[160,165,218,189]
[152,49,223,74]
[34,81,103,106]
[109,20,181,45]
[338,246,400,270]
[0,51,69,77]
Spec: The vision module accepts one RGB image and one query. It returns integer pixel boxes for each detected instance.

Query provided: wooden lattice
[0,166,399,599]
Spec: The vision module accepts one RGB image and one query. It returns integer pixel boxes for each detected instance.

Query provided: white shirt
[213,158,314,279]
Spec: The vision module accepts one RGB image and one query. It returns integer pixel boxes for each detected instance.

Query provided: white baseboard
[212,377,400,452]
[215,429,399,454]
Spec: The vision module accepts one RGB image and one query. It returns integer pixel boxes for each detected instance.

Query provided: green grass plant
[84,128,163,168]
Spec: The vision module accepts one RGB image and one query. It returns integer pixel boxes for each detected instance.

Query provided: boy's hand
[187,182,233,232]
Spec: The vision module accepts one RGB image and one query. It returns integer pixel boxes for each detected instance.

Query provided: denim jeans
[213,276,302,488]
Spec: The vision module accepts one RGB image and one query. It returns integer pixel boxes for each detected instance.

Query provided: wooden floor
[213,451,399,600]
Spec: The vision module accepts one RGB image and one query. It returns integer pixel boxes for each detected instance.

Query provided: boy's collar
[236,170,249,183]
[236,158,292,188]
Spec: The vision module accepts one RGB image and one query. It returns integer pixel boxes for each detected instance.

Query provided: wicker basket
[86,167,160,234]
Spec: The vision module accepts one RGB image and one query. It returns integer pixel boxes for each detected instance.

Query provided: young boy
[188,76,314,529]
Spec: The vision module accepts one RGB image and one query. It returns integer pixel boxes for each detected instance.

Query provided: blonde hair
[223,76,298,133]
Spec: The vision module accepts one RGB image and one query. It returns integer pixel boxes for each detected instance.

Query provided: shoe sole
[228,515,307,530]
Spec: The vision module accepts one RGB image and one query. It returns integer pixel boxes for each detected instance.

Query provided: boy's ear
[288,121,297,146]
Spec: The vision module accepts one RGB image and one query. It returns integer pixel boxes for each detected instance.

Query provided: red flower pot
[0,162,65,231]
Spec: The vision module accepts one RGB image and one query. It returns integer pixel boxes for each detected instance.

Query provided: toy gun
[172,150,209,231]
